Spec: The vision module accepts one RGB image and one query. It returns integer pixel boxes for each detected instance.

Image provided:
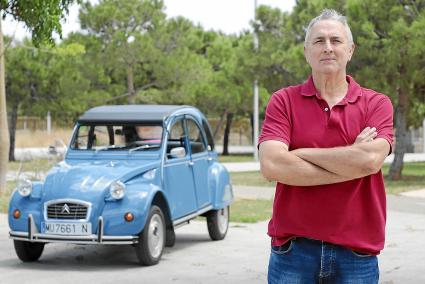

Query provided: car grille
[46,202,89,220]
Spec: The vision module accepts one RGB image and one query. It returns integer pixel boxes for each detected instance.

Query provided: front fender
[101,183,167,236]
[8,182,44,232]
[209,162,233,209]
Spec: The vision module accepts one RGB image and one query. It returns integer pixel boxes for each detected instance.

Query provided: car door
[163,117,198,219]
[185,117,211,209]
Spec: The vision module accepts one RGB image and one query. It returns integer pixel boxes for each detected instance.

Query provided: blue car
[9,105,233,265]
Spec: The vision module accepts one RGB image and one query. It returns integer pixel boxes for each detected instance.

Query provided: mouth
[320,58,336,62]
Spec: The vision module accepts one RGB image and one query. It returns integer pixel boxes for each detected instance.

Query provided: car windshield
[71,123,163,152]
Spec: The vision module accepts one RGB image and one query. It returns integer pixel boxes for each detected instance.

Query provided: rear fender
[209,162,233,209]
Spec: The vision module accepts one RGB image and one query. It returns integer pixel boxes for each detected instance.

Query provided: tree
[79,0,166,104]
[5,41,46,161]
[0,0,78,194]
[347,0,425,179]
[204,34,254,154]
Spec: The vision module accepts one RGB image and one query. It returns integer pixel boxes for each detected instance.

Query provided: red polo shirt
[259,75,394,255]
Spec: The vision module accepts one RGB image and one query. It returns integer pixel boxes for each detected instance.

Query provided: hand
[354,127,377,144]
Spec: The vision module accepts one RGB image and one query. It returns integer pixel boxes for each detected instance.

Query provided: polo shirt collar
[300,75,362,105]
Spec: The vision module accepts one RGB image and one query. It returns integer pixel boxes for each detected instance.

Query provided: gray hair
[304,9,354,46]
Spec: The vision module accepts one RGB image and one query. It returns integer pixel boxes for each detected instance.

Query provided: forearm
[292,144,381,179]
[260,146,355,186]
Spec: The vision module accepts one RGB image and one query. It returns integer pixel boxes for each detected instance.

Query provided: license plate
[42,222,92,235]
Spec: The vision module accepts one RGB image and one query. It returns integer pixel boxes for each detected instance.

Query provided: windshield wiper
[129,144,161,154]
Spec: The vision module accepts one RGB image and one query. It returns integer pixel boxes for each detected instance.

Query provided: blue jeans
[268,238,379,284]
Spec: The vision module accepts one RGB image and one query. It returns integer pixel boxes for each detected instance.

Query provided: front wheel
[207,206,229,241]
[14,240,45,262]
[135,205,166,266]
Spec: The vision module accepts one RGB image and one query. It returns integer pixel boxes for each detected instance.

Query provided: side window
[202,119,214,151]
[186,119,206,154]
[73,125,90,149]
[167,119,186,158]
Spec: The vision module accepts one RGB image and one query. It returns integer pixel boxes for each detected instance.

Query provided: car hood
[42,159,160,203]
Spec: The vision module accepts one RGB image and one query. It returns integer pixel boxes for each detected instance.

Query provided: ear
[304,46,309,63]
[348,43,355,61]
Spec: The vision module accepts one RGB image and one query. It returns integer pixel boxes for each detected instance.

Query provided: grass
[230,162,425,195]
[231,171,272,187]
[0,182,16,213]
[230,199,273,223]
[15,128,72,148]
[218,154,254,163]
[8,158,60,173]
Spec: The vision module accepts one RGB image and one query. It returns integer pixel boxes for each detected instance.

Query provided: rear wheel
[14,240,45,262]
[207,206,229,240]
[135,205,166,266]
[165,226,176,247]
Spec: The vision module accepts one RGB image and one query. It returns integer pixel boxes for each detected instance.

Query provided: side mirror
[48,145,58,155]
[169,147,186,159]
[48,139,68,157]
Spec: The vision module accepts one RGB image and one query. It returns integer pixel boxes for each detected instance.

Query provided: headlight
[17,179,32,197]
[110,180,126,200]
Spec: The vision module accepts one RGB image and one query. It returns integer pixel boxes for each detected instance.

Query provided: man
[258,9,393,283]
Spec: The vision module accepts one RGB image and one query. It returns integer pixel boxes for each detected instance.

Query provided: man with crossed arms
[259,9,393,284]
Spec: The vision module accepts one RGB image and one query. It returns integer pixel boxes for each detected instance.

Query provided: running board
[172,205,213,228]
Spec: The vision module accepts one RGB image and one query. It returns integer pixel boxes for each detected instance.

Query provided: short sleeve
[366,95,394,154]
[258,91,292,147]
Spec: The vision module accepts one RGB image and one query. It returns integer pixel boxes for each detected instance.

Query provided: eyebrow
[312,36,344,41]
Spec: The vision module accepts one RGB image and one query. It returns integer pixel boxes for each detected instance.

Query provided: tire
[165,227,176,247]
[135,205,166,266]
[13,240,45,262]
[207,206,229,241]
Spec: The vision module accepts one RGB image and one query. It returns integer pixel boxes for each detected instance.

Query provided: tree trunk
[127,65,136,104]
[0,20,10,195]
[213,109,227,141]
[222,112,234,156]
[389,66,408,180]
[8,101,18,161]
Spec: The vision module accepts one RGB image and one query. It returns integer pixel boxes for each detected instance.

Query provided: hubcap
[217,206,229,233]
[148,213,164,258]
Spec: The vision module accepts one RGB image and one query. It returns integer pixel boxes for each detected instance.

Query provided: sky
[2,0,295,41]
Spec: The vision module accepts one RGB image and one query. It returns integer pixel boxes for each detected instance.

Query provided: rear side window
[186,119,206,154]
[202,119,214,151]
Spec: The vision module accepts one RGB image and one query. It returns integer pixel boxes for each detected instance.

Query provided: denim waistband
[295,237,336,247]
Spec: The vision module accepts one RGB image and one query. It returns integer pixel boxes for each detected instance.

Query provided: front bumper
[9,214,138,245]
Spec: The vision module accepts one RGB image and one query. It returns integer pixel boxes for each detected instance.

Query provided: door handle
[188,161,194,166]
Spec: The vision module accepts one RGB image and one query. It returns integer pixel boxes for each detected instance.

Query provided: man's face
[136,126,162,139]
[304,20,354,75]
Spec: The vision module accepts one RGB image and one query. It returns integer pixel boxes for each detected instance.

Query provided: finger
[363,129,376,139]
[359,127,371,135]
[356,127,370,139]
[365,127,376,136]
[366,132,378,142]
[364,130,377,139]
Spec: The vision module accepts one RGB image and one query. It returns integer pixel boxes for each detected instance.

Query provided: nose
[324,40,333,54]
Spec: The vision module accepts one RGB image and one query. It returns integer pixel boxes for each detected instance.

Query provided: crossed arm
[259,127,391,186]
